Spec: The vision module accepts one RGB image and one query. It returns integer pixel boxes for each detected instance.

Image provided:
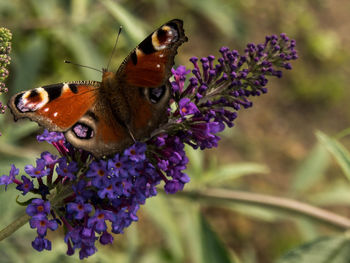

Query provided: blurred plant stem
[0,141,42,158]
[0,211,30,242]
[172,188,350,230]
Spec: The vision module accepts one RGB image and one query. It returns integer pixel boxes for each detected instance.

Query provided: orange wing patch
[125,49,169,87]
[37,85,97,129]
[8,83,99,132]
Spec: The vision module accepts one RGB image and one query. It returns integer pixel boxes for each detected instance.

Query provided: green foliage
[200,215,234,263]
[290,142,330,194]
[277,235,350,263]
[316,131,350,182]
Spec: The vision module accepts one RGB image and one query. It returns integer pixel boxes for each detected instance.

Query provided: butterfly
[8,19,187,158]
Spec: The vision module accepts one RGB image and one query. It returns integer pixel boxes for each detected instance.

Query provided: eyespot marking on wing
[15,87,49,113]
[72,122,94,139]
[147,85,167,104]
[151,25,179,51]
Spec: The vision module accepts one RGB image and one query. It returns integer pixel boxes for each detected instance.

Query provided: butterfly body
[8,19,187,157]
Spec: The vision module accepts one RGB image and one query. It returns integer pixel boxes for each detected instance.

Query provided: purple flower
[72,180,93,201]
[124,142,147,162]
[26,199,51,216]
[165,179,184,194]
[16,175,34,195]
[87,209,115,233]
[100,231,113,245]
[188,122,225,149]
[97,178,122,199]
[0,164,18,190]
[107,154,131,178]
[67,201,93,220]
[171,65,191,93]
[24,159,50,178]
[178,98,200,117]
[64,226,98,259]
[86,160,109,188]
[40,151,58,166]
[79,244,97,260]
[32,236,52,251]
[29,213,58,236]
[37,129,65,143]
[56,157,78,180]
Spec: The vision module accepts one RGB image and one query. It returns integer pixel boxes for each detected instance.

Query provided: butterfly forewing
[120,19,187,87]
[8,82,99,131]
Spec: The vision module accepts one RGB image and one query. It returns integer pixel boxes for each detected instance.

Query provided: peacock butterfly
[8,19,187,157]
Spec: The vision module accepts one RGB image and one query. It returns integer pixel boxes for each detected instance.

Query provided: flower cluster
[168,34,297,150]
[0,33,297,259]
[0,27,11,135]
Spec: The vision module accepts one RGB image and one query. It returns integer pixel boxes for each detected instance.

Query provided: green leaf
[186,146,204,179]
[3,122,38,144]
[53,29,104,80]
[202,163,269,186]
[316,131,350,182]
[308,183,350,206]
[224,203,282,222]
[144,195,184,262]
[291,142,330,193]
[200,214,235,263]
[178,0,238,38]
[179,201,203,263]
[12,36,48,93]
[276,235,350,263]
[15,197,36,206]
[99,0,148,43]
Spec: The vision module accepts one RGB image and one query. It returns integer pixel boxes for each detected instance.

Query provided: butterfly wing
[99,19,187,144]
[64,94,131,157]
[120,19,187,87]
[8,81,131,156]
[8,82,100,131]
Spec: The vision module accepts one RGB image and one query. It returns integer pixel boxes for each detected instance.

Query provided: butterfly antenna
[106,26,123,71]
[64,60,103,73]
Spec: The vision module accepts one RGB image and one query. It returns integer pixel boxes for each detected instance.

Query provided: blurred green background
[1,0,350,262]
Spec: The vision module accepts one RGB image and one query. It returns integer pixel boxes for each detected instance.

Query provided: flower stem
[172,188,350,230]
[0,211,30,242]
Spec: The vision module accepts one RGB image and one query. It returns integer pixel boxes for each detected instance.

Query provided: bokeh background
[1,0,350,262]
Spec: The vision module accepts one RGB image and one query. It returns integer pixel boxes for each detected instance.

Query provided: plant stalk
[0,211,30,242]
[173,188,350,230]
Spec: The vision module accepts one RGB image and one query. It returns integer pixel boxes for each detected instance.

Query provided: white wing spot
[62,83,70,92]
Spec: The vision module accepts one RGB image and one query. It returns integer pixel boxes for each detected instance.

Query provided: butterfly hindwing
[65,105,131,157]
